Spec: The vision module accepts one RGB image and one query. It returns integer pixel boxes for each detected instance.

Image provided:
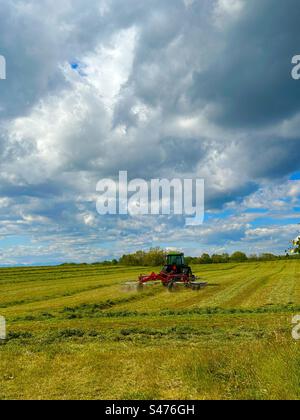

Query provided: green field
[1,260,300,400]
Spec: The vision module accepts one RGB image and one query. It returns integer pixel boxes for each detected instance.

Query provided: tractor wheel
[137,283,144,292]
[168,282,176,292]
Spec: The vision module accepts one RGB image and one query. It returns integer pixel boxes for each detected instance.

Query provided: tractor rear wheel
[168,281,176,292]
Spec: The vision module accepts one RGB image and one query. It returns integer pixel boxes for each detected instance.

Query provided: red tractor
[125,252,207,291]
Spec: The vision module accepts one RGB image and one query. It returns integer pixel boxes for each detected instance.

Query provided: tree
[260,253,277,261]
[291,236,300,255]
[200,253,212,264]
[230,251,248,262]
[144,248,166,266]
[185,257,198,265]
[119,248,165,266]
[211,254,224,264]
[221,253,230,263]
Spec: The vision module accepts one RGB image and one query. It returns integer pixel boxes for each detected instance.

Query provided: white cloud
[0,0,300,264]
[213,0,245,27]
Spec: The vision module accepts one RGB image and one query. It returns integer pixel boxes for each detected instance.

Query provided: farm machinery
[124,252,207,291]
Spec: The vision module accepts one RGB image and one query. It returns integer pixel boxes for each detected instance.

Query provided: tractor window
[167,255,184,266]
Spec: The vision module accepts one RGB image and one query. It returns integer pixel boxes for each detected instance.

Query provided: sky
[0,0,300,266]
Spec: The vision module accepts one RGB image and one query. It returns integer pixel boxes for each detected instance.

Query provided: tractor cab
[167,253,185,267]
[163,253,189,275]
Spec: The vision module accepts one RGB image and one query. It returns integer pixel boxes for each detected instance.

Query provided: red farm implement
[124,252,207,291]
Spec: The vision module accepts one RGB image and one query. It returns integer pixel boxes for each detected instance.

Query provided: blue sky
[0,0,300,266]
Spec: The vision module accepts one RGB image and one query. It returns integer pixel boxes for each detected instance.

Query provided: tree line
[61,247,300,267]
[116,248,300,267]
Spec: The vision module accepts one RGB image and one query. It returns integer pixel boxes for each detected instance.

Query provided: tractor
[124,252,207,291]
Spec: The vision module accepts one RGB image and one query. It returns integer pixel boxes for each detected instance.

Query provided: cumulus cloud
[0,0,300,264]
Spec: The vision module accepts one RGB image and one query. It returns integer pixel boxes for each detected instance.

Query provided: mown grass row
[1,260,300,400]
[9,302,300,323]
[2,323,281,345]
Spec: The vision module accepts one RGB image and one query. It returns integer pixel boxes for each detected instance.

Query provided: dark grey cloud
[242,137,300,180]
[190,0,300,127]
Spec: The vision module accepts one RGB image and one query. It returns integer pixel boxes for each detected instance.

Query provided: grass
[0,260,300,400]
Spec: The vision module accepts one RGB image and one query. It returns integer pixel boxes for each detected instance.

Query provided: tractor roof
[167,252,184,256]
